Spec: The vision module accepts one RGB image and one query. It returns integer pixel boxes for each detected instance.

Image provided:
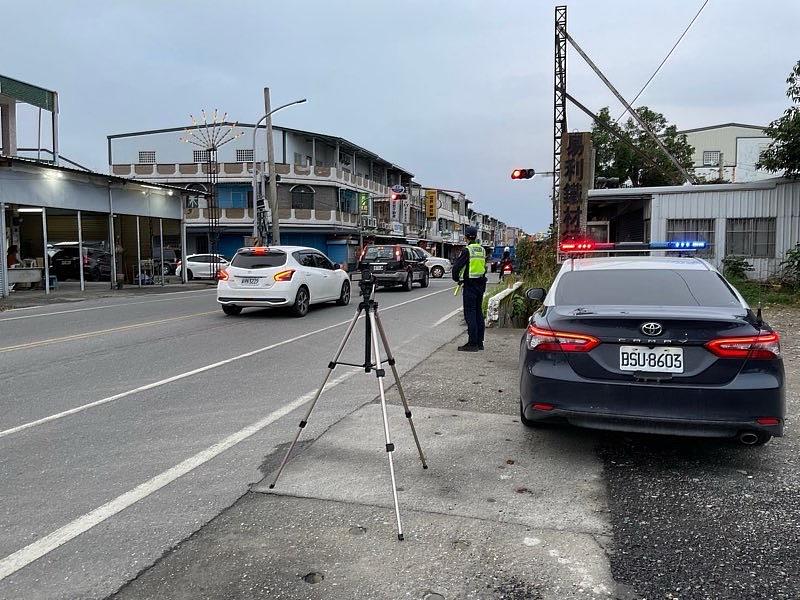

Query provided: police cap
[465,226,478,239]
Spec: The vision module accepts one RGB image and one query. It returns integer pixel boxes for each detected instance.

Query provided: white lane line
[0,286,454,440]
[0,311,217,354]
[0,290,216,323]
[0,369,359,582]
[433,307,463,327]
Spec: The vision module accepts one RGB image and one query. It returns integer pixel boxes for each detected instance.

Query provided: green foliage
[591,106,695,187]
[728,276,800,308]
[757,60,800,178]
[779,243,800,288]
[722,255,754,280]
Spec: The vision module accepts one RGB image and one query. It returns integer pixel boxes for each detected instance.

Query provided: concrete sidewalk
[0,280,214,310]
[112,329,616,600]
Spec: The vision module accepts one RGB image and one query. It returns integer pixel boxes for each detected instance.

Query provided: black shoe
[478,343,484,350]
[457,344,480,352]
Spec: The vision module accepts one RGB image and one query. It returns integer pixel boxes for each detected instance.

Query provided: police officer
[452,226,487,352]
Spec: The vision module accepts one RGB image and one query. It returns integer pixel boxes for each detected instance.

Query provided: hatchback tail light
[274,269,295,282]
[394,245,402,260]
[176,260,182,268]
[83,255,90,266]
[705,331,781,360]
[526,324,600,353]
[216,269,229,281]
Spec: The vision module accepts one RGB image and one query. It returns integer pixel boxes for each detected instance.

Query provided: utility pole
[553,6,568,235]
[264,87,281,245]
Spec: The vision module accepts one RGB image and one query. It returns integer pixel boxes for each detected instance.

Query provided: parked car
[414,247,451,278]
[358,244,429,290]
[176,254,229,280]
[51,244,112,281]
[152,247,180,276]
[217,246,350,317]
[519,253,784,446]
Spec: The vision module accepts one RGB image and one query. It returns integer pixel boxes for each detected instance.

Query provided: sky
[3,0,799,233]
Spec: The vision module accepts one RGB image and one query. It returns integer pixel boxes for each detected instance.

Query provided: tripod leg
[368,309,405,541]
[373,309,428,470]
[268,307,362,490]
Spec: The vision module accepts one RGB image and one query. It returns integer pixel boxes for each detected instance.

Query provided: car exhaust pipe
[738,432,760,445]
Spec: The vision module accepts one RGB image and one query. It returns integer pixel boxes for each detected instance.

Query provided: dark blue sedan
[519,255,784,445]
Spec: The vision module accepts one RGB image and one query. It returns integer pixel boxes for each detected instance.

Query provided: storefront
[1,157,189,298]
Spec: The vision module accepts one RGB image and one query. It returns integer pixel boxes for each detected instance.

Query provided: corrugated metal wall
[650,179,800,277]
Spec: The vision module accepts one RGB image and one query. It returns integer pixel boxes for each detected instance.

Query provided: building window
[702,150,721,166]
[236,149,254,163]
[667,218,715,257]
[138,151,156,164]
[294,152,310,167]
[193,150,210,163]
[725,218,776,258]
[291,185,315,210]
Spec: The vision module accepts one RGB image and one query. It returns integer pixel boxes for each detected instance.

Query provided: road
[0,278,464,599]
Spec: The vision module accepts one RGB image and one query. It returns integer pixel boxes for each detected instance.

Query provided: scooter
[499,260,513,279]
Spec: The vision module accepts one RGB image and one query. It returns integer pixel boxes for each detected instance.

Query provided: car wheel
[419,270,429,288]
[291,286,310,317]
[403,272,413,292]
[89,267,101,282]
[222,304,242,316]
[431,265,444,278]
[337,280,351,306]
[186,269,194,281]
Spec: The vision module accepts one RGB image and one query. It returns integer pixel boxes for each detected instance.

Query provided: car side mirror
[333,263,341,270]
[526,287,546,302]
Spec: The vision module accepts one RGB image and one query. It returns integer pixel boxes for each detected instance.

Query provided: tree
[757,60,800,178]
[591,106,695,187]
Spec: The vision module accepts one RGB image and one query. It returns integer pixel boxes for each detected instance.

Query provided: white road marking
[0,311,217,353]
[0,286,455,439]
[0,369,359,582]
[0,289,216,322]
[433,307,463,327]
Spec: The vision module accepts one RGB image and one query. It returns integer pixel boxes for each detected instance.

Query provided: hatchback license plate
[371,264,385,272]
[619,346,683,373]
[239,277,260,286]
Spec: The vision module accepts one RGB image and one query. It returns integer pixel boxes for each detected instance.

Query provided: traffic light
[511,168,535,180]
[390,192,407,201]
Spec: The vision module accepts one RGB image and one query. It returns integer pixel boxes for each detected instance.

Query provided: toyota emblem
[641,322,663,336]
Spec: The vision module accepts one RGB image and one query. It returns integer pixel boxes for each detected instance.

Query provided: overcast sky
[4,0,798,232]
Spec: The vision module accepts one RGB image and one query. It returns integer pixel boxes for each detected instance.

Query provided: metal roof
[588,176,791,198]
[677,122,766,134]
[106,122,414,177]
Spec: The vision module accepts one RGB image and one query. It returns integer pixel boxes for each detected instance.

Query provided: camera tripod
[268,271,428,541]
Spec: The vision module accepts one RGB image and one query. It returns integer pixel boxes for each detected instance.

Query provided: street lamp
[250,97,307,240]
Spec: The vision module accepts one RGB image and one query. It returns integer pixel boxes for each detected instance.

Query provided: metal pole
[52,92,59,166]
[42,208,50,294]
[77,210,84,291]
[108,186,116,289]
[136,216,142,287]
[251,116,267,239]
[180,210,187,284]
[159,218,165,287]
[265,88,280,245]
[0,202,8,298]
[36,108,42,161]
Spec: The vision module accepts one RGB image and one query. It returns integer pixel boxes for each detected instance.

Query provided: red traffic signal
[511,168,535,180]
[390,193,407,201]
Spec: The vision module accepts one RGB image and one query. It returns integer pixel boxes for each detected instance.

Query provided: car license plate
[619,346,684,373]
[372,264,385,272]
[58,260,71,265]
[239,277,260,286]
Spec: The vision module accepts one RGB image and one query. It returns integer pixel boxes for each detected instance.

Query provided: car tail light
[526,324,600,352]
[274,269,295,282]
[705,331,781,360]
[216,269,229,281]
[533,403,554,411]
[251,247,268,255]
[176,260,182,268]
[83,255,90,266]
[394,245,402,260]
[756,417,781,426]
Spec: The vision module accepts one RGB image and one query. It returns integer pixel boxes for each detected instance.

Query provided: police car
[519,240,785,445]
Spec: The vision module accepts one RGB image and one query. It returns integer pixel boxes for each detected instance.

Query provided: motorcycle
[499,259,514,279]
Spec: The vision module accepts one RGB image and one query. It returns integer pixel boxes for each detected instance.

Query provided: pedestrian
[452,226,487,352]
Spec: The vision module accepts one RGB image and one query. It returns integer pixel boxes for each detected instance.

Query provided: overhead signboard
[0,75,56,112]
[558,131,592,241]
[425,189,437,219]
[358,192,370,214]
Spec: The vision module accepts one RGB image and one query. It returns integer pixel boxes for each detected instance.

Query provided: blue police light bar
[560,240,708,253]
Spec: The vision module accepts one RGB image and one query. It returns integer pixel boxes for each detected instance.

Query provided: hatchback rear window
[555,269,741,307]
[231,250,287,269]
[363,246,396,260]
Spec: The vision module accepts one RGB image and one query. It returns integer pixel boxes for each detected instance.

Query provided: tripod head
[359,268,377,303]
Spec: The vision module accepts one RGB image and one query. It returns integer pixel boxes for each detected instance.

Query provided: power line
[616,0,710,123]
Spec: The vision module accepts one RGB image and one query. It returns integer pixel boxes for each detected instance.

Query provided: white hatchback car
[416,248,451,278]
[217,246,351,317]
[176,254,229,280]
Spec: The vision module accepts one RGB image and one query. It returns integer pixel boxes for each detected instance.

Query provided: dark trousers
[462,280,486,346]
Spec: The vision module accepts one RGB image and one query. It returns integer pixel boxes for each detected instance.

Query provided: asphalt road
[0,278,465,599]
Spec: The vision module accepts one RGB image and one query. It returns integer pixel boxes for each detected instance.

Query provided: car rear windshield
[363,246,396,260]
[554,269,741,307]
[231,250,287,269]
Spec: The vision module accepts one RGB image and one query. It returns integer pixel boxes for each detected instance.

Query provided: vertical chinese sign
[358,192,370,216]
[558,131,592,242]
[425,189,437,219]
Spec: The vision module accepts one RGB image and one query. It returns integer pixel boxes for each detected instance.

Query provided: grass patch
[728,277,800,307]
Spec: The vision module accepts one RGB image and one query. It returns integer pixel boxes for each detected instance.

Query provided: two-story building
[108,123,413,267]
[678,123,774,183]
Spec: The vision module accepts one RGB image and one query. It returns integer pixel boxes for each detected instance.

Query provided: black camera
[359,268,376,300]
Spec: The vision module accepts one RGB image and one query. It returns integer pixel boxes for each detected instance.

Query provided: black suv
[358,244,430,290]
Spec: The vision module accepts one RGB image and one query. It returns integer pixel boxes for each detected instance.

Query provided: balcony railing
[184,206,361,227]
[113,162,389,196]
